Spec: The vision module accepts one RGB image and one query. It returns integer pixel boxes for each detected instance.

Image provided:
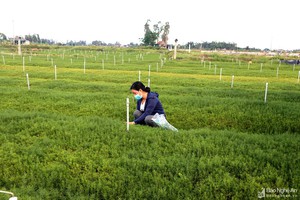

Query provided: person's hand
[128,122,135,125]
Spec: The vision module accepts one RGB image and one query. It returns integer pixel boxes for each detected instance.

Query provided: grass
[0,45,299,199]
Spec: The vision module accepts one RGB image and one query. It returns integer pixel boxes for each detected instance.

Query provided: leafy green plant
[0,45,299,199]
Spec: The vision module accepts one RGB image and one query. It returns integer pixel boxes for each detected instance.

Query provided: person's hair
[130,81,151,92]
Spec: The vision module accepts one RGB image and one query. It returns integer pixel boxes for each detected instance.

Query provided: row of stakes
[3,54,299,78]
[24,63,300,92]
[19,64,299,133]
[7,55,300,133]
[1,52,166,66]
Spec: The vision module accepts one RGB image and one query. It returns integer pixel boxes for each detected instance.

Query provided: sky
[0,0,299,50]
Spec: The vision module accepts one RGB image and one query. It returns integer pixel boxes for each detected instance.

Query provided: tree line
[0,31,293,52]
[184,41,237,50]
[25,34,55,45]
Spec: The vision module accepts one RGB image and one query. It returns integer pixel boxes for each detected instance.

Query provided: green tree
[187,41,237,50]
[25,34,41,43]
[161,22,170,45]
[142,20,166,46]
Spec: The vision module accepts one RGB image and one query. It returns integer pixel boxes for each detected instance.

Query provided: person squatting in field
[128,81,165,127]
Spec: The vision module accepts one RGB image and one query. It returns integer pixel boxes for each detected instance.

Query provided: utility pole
[18,37,21,55]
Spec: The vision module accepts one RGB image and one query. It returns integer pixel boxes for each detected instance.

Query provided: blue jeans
[133,110,158,127]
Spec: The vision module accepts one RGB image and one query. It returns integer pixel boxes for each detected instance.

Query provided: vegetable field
[0,45,299,199]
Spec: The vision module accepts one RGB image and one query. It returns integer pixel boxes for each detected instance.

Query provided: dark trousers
[133,110,158,127]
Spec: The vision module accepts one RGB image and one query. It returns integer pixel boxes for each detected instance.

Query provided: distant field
[0,45,299,199]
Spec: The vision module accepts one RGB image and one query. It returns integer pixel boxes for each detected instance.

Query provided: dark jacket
[134,92,165,124]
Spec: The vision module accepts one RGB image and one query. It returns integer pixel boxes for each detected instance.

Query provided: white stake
[264,82,268,103]
[298,71,300,83]
[260,63,263,72]
[138,70,141,81]
[2,55,5,65]
[26,73,30,90]
[148,65,151,78]
[22,57,25,72]
[231,75,234,88]
[126,97,129,131]
[148,78,150,87]
[214,65,217,75]
[84,58,86,74]
[54,65,57,80]
[219,68,223,80]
